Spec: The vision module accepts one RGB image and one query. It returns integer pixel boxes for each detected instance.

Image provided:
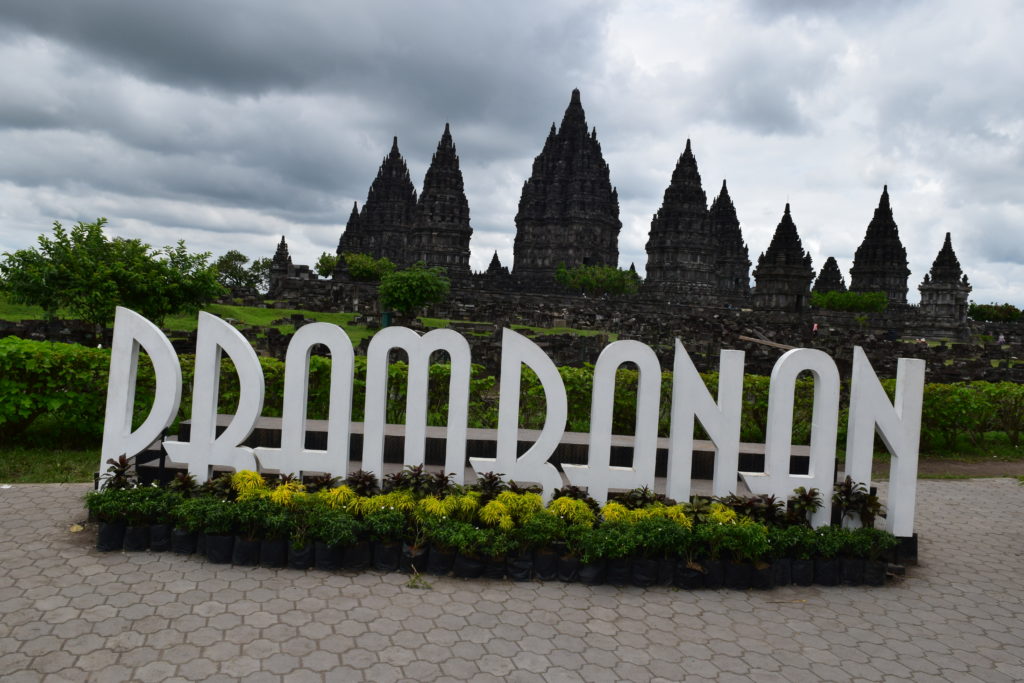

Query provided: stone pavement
[1,479,1023,682]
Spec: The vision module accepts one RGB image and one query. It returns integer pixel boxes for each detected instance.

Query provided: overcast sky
[1,1,1022,305]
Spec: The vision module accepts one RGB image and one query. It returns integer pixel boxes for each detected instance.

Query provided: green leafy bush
[342,253,395,282]
[554,264,640,296]
[810,290,888,312]
[378,263,450,314]
[968,301,1021,322]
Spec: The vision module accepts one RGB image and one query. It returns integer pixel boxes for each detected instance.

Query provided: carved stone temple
[268,89,975,335]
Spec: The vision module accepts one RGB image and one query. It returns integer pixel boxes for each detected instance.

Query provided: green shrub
[810,290,888,312]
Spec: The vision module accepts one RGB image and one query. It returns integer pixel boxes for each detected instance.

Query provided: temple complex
[277,89,977,336]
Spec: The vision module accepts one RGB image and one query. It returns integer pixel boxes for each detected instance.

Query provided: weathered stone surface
[752,204,815,311]
[813,256,847,294]
[850,186,910,303]
[512,89,621,284]
[919,232,972,324]
[409,123,473,277]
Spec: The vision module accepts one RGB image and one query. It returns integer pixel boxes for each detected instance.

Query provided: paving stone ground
[1,478,1022,682]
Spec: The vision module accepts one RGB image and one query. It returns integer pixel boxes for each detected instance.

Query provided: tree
[555,263,641,296]
[343,252,396,281]
[0,218,225,329]
[315,252,339,278]
[215,251,270,295]
[809,290,888,312]
[378,262,450,314]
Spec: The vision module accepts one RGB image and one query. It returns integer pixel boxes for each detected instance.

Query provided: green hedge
[3,336,1021,453]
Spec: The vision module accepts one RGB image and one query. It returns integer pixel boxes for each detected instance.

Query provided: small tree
[343,252,396,281]
[215,251,270,295]
[378,263,450,314]
[555,263,641,296]
[0,218,224,330]
[315,252,339,278]
[810,290,888,313]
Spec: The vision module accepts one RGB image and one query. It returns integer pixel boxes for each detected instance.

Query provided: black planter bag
[578,560,606,585]
[427,546,456,576]
[483,555,506,580]
[557,554,580,583]
[751,563,775,590]
[343,540,371,571]
[260,538,288,568]
[373,541,402,572]
[673,560,704,590]
[506,550,533,582]
[702,559,725,589]
[631,556,659,588]
[791,558,814,586]
[532,548,558,581]
[196,532,207,557]
[814,557,840,586]
[123,525,150,552]
[864,559,887,586]
[171,528,197,555]
[314,542,344,571]
[232,537,260,567]
[773,558,792,587]
[656,557,675,587]
[724,561,753,590]
[606,557,631,586]
[149,524,172,552]
[288,542,315,570]
[452,554,485,578]
[841,557,865,586]
[205,534,234,564]
[400,544,429,574]
[96,522,126,552]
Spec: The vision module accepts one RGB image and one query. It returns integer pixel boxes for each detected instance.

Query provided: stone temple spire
[339,137,418,266]
[813,256,847,293]
[919,232,971,323]
[849,186,910,303]
[336,202,361,256]
[645,139,715,293]
[410,123,473,276]
[752,204,815,310]
[709,179,750,296]
[513,89,621,284]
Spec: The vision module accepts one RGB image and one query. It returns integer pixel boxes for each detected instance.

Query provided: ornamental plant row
[85,464,899,591]
[4,335,1022,449]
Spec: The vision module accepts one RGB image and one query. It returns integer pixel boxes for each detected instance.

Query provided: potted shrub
[480,527,514,580]
[366,507,405,572]
[232,498,273,566]
[201,498,237,564]
[789,525,817,586]
[548,496,597,583]
[694,523,726,589]
[121,486,167,551]
[309,506,361,571]
[85,488,133,551]
[718,520,771,590]
[424,518,460,576]
[813,525,848,586]
[849,527,898,586]
[596,521,638,586]
[576,526,608,586]
[630,516,677,587]
[450,524,488,579]
[786,486,823,527]
[149,489,181,552]
[286,495,317,570]
[258,502,291,568]
[767,525,801,587]
[512,510,566,581]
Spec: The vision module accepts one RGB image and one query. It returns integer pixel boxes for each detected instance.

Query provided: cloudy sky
[1,1,1022,305]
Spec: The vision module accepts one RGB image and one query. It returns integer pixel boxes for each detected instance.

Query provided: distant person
[998,333,1006,344]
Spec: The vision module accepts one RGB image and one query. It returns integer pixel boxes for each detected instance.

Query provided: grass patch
[511,324,619,341]
[0,447,98,483]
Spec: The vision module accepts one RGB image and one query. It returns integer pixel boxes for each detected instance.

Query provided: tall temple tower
[513,89,621,283]
[919,232,971,323]
[645,140,716,293]
[336,137,418,266]
[849,186,910,303]
[709,180,751,297]
[752,204,815,311]
[813,256,847,293]
[409,123,473,276]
